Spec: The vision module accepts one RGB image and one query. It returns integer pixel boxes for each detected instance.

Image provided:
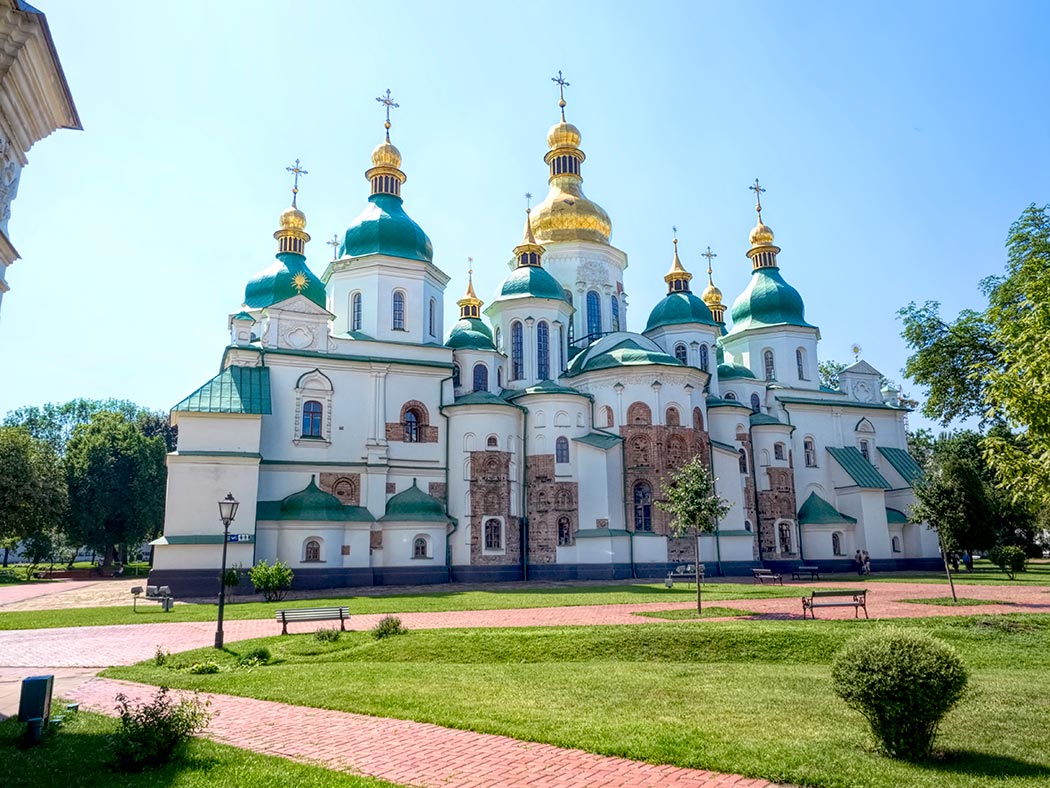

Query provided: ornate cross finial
[468,256,473,276]
[376,89,399,139]
[851,343,862,362]
[285,158,308,207]
[327,234,339,259]
[525,192,532,212]
[551,70,570,121]
[701,245,717,276]
[750,178,766,216]
[672,225,678,242]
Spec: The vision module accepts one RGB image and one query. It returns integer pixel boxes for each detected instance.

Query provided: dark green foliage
[111,687,210,771]
[248,560,294,602]
[186,662,220,674]
[371,615,407,640]
[831,628,968,760]
[818,359,848,390]
[313,626,342,643]
[988,545,1027,579]
[3,398,177,454]
[0,427,66,547]
[237,646,271,665]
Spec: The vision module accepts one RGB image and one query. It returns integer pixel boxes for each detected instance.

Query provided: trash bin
[18,675,53,745]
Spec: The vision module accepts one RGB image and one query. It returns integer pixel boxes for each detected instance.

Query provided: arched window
[744,519,753,532]
[586,290,602,338]
[601,405,614,428]
[629,436,652,467]
[627,402,652,425]
[832,532,843,556]
[304,539,321,562]
[555,436,569,463]
[750,393,761,413]
[558,325,566,372]
[537,321,550,380]
[665,406,680,426]
[611,295,620,331]
[497,366,503,387]
[674,343,688,364]
[892,535,902,553]
[804,438,817,467]
[511,321,524,379]
[428,298,437,336]
[692,407,704,431]
[392,291,406,331]
[452,363,461,388]
[495,326,502,353]
[796,348,807,380]
[859,439,871,462]
[558,516,572,546]
[351,292,362,332]
[667,436,687,467]
[404,409,421,443]
[725,391,737,401]
[763,349,775,381]
[633,481,653,532]
[699,344,709,372]
[301,400,323,438]
[778,522,792,554]
[484,519,503,550]
[473,363,489,392]
[738,449,749,474]
[413,536,428,559]
[774,442,786,461]
[486,434,498,448]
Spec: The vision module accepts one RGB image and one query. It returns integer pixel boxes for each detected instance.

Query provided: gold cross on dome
[525,192,532,211]
[376,89,399,137]
[285,158,308,206]
[701,245,717,268]
[749,178,766,214]
[327,234,339,259]
[551,70,570,120]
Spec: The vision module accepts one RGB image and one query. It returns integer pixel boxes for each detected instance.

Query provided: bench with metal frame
[276,606,351,635]
[751,568,783,585]
[791,566,821,581]
[131,585,174,612]
[802,588,868,619]
[665,563,705,587]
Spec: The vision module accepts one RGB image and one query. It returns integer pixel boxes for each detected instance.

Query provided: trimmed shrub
[989,545,1027,579]
[237,646,271,665]
[372,614,407,640]
[111,687,211,771]
[187,661,220,674]
[832,628,967,760]
[313,626,341,643]
[248,559,294,602]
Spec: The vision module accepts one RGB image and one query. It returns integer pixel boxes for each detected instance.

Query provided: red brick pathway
[70,678,778,788]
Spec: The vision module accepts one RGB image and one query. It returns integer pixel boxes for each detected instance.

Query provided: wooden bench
[791,566,821,581]
[802,589,868,619]
[752,568,783,585]
[665,563,705,587]
[131,585,174,612]
[276,606,350,635]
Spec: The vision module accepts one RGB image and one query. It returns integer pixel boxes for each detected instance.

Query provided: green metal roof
[749,412,787,427]
[827,446,891,489]
[445,391,519,408]
[244,252,327,310]
[446,317,495,350]
[573,432,623,450]
[231,311,256,322]
[886,507,909,524]
[877,447,924,485]
[644,291,718,331]
[172,366,271,415]
[776,396,904,411]
[717,362,757,380]
[798,492,857,525]
[342,193,433,263]
[706,397,752,410]
[504,380,591,400]
[575,528,630,538]
[728,267,815,334]
[380,480,452,522]
[257,476,375,522]
[710,439,740,452]
[565,334,683,377]
[494,264,567,302]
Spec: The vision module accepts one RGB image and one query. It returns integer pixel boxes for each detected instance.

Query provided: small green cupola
[447,268,495,350]
[645,236,718,331]
[280,476,346,520]
[380,479,452,522]
[491,209,567,303]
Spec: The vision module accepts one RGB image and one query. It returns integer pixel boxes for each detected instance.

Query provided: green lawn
[849,559,1050,587]
[902,597,1011,607]
[633,605,754,619]
[0,710,402,788]
[106,614,1050,788]
[0,581,804,630]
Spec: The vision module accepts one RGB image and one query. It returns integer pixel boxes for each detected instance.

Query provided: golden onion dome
[547,120,582,149]
[701,280,723,307]
[749,218,775,247]
[530,186,611,245]
[371,139,402,169]
[279,204,307,231]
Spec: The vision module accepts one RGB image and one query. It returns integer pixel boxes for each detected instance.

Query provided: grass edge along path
[105,615,1050,788]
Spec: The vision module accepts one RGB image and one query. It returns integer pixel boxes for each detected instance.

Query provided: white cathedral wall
[175,413,262,454]
[379,522,448,567]
[721,327,820,390]
[486,300,573,389]
[644,325,720,379]
[541,240,628,331]
[711,446,751,533]
[575,441,623,531]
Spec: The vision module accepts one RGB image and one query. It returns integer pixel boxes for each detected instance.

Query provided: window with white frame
[555,436,569,463]
[511,321,524,379]
[413,535,430,559]
[804,437,817,467]
[699,344,710,372]
[557,516,572,546]
[774,442,786,461]
[763,349,775,381]
[392,290,406,331]
[483,518,504,552]
[674,343,688,364]
[428,298,437,337]
[832,532,843,555]
[293,370,334,445]
[304,539,321,562]
[796,347,807,380]
[350,292,362,332]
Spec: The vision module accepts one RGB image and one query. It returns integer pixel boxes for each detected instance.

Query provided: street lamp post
[214,492,239,649]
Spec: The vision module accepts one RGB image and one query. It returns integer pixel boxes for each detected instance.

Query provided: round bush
[831,628,968,760]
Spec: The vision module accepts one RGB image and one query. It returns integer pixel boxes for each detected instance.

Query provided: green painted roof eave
[172,366,272,415]
[827,446,892,489]
[877,446,924,485]
[573,431,623,449]
[644,291,718,331]
[886,507,910,524]
[798,491,858,525]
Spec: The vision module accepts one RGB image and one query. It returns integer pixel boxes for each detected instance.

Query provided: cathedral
[150,82,938,594]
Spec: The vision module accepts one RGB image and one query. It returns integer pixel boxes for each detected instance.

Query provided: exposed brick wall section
[384,423,439,443]
[386,482,396,494]
[370,530,382,550]
[468,451,519,566]
[733,427,759,559]
[428,482,447,504]
[526,454,578,564]
[757,466,798,560]
[319,473,361,506]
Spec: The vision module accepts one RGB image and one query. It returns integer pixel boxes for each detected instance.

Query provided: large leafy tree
[65,411,167,565]
[656,456,732,614]
[4,398,176,453]
[0,427,66,557]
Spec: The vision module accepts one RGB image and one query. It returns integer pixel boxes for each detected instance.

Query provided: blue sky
[1,1,1047,432]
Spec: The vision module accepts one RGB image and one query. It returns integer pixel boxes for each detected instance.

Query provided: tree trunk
[695,532,703,616]
[2,546,8,568]
[937,531,958,603]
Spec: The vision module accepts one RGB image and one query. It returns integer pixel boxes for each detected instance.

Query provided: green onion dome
[645,291,718,331]
[728,267,814,333]
[244,252,326,310]
[446,317,495,350]
[566,333,683,376]
[341,193,433,263]
[495,264,567,302]
[717,361,757,380]
[380,480,451,522]
[279,477,345,520]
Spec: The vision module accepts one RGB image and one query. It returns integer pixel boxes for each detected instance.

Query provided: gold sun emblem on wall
[291,272,309,294]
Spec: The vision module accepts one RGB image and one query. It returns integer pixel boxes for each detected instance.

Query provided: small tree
[248,559,294,602]
[656,456,732,615]
[988,545,1026,579]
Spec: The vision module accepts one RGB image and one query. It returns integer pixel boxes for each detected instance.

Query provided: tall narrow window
[692,407,704,431]
[495,326,502,353]
[392,291,406,331]
[473,363,489,392]
[832,532,842,556]
[484,519,503,550]
[558,517,572,546]
[699,344,709,372]
[610,295,620,332]
[351,292,362,332]
[738,449,749,474]
[774,442,786,461]
[633,481,653,532]
[537,321,550,380]
[452,363,461,388]
[413,536,428,558]
[763,349,775,380]
[804,437,817,467]
[304,539,321,562]
[302,400,323,438]
[511,321,524,379]
[428,298,437,336]
[674,343,688,364]
[586,290,602,338]
[778,522,792,554]
[665,406,680,426]
[558,325,565,372]
[750,392,761,413]
[796,347,807,380]
[404,409,420,443]
[859,439,870,462]
[555,436,569,463]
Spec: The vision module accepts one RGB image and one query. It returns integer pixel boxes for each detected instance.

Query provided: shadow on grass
[927,749,1050,779]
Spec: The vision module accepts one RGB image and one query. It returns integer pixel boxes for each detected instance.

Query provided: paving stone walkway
[69,677,780,788]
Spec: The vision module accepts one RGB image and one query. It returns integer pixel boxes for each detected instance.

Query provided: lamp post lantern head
[218,493,239,526]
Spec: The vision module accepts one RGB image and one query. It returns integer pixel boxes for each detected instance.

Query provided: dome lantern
[274,159,311,256]
[747,178,780,270]
[457,262,483,319]
[700,245,725,323]
[663,231,693,293]
[512,204,545,267]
